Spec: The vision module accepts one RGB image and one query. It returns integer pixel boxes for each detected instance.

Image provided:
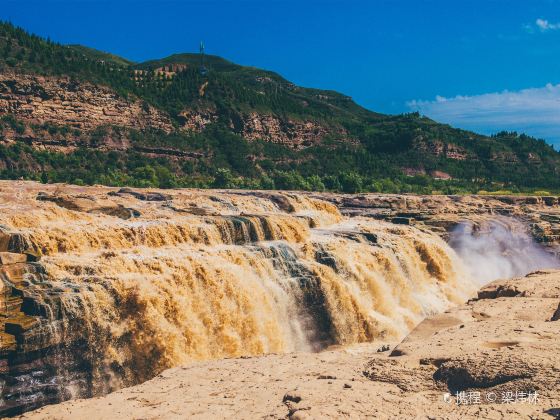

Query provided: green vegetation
[1,21,559,195]
[2,129,556,195]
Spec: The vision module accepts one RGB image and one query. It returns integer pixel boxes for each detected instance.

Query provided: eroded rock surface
[0,73,174,133]
[18,270,560,419]
[0,73,352,152]
[316,192,560,250]
[1,182,559,418]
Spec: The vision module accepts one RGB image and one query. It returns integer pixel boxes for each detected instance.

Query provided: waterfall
[3,187,557,414]
[9,202,474,393]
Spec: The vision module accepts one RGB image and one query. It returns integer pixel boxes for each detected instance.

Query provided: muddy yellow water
[0,182,476,392]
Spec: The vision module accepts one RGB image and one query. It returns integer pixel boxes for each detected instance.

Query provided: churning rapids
[0,182,558,415]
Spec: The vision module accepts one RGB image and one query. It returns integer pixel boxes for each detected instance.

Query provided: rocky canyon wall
[0,73,345,151]
[0,73,174,133]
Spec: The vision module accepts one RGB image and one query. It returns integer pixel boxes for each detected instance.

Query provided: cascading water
[32,216,474,391]
[1,185,558,415]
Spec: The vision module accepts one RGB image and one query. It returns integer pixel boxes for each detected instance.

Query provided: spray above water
[449,217,560,285]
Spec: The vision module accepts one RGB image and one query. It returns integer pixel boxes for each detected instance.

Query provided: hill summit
[0,21,558,193]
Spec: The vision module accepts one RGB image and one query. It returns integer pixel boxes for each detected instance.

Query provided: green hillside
[0,21,559,194]
[67,44,135,67]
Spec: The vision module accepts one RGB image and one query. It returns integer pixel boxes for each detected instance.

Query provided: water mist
[449,217,560,285]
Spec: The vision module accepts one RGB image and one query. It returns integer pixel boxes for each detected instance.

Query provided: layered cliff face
[1,182,559,416]
[240,112,353,149]
[0,73,174,135]
[0,72,348,154]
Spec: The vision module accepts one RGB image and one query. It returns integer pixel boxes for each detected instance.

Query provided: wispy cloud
[526,18,560,33]
[536,18,560,32]
[407,84,560,147]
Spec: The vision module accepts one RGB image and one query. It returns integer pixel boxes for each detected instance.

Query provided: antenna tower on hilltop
[199,41,208,76]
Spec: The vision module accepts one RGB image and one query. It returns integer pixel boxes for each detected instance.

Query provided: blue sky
[3,0,560,146]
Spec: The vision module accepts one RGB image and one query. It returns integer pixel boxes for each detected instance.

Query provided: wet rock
[110,188,172,202]
[37,192,140,219]
[551,303,560,321]
[4,233,30,254]
[249,192,296,213]
[283,391,302,403]
[164,203,216,216]
[0,231,10,252]
[24,250,41,262]
[0,252,28,265]
[4,316,40,335]
[542,196,559,206]
[377,344,391,352]
[94,205,141,219]
[314,248,338,271]
[390,216,413,225]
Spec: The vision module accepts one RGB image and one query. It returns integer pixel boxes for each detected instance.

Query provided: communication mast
[199,41,208,76]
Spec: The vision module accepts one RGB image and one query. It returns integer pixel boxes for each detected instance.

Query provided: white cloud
[407,84,560,147]
[535,18,560,32]
[524,18,560,33]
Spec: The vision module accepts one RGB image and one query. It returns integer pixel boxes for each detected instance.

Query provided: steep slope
[1,21,559,192]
